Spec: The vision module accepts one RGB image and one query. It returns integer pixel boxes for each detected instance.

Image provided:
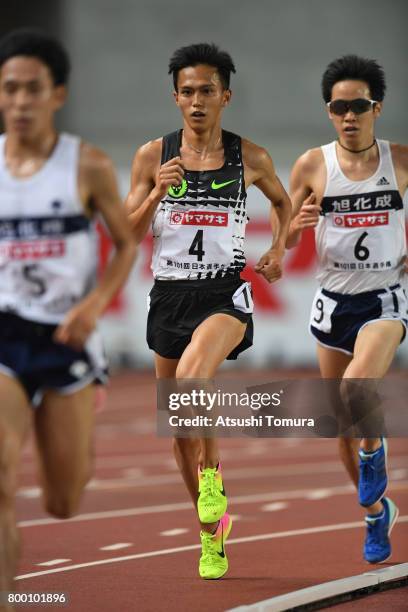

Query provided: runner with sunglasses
[126,43,291,580]
[287,55,407,564]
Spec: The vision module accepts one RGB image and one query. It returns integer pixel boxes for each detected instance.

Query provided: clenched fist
[254,248,284,283]
[293,192,321,230]
[152,156,185,200]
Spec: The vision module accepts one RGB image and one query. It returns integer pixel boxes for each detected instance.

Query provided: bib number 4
[188,230,205,261]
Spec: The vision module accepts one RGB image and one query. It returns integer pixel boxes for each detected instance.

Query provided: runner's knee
[44,487,83,519]
[43,466,91,519]
[176,357,209,379]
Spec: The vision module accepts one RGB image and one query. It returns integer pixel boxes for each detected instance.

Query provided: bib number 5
[22,264,47,297]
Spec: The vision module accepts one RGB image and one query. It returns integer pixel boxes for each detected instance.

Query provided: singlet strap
[161,130,181,164]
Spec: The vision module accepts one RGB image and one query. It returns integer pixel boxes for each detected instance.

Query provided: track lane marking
[16,516,408,580]
[16,457,408,496]
[18,482,408,528]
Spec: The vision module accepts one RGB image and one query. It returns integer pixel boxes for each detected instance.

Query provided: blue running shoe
[364,497,399,563]
[358,438,388,507]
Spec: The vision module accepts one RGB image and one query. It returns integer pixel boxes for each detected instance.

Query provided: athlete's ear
[222,89,232,107]
[53,85,67,111]
[173,90,181,107]
[373,101,382,118]
[325,103,333,120]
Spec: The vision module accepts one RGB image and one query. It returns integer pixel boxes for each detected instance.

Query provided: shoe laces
[201,470,217,497]
[365,519,385,550]
[360,459,376,485]
[200,533,218,562]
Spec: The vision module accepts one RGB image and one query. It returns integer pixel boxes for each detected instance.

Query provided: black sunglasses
[327,98,378,116]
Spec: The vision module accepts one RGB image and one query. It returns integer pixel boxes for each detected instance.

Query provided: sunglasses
[327,98,378,116]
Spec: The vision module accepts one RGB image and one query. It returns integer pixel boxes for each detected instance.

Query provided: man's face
[174,64,231,131]
[327,79,382,142]
[0,56,66,139]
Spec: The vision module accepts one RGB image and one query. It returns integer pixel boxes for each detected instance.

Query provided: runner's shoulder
[292,147,324,177]
[133,138,163,166]
[389,142,408,166]
[241,138,273,169]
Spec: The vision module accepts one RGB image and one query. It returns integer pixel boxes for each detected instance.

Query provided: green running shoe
[197,464,227,523]
[199,513,232,579]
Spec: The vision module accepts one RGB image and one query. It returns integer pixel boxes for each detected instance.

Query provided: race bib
[157,207,234,275]
[310,289,338,333]
[232,282,253,314]
[323,211,405,273]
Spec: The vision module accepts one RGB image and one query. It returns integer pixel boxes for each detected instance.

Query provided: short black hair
[168,43,236,90]
[321,55,386,102]
[0,28,70,86]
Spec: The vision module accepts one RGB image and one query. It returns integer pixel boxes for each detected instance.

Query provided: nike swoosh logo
[211,179,237,190]
[217,523,226,558]
[220,486,226,497]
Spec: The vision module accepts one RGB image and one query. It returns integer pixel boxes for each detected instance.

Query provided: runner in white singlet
[0,29,136,600]
[287,55,408,565]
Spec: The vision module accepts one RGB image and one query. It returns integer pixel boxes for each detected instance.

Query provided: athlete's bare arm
[242,140,292,282]
[391,143,408,273]
[54,144,137,350]
[286,148,324,249]
[391,143,408,194]
[126,140,184,243]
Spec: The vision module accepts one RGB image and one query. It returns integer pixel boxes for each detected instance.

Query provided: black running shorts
[146,275,253,360]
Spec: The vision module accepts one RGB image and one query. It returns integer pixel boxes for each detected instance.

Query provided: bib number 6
[354,231,370,261]
[188,230,205,261]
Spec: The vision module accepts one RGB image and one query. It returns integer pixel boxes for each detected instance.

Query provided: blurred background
[2,0,408,367]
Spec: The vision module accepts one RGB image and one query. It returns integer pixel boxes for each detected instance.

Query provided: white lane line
[122,468,144,478]
[18,488,41,499]
[16,484,354,527]
[389,468,407,480]
[261,502,288,512]
[18,480,408,528]
[16,456,408,496]
[37,559,71,567]
[15,516,408,580]
[160,528,189,537]
[305,489,332,500]
[99,543,133,551]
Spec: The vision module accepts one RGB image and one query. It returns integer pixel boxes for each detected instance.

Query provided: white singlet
[0,132,99,323]
[316,139,406,294]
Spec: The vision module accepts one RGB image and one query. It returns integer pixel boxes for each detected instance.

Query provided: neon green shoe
[197,464,227,523]
[199,513,232,579]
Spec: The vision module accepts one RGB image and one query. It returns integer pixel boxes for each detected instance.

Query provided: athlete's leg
[176,313,246,532]
[155,354,202,512]
[176,312,246,467]
[341,320,404,559]
[343,320,404,509]
[316,344,359,486]
[0,374,32,601]
[34,384,95,519]
[344,320,403,450]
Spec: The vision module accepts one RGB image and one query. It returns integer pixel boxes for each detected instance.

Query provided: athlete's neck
[182,126,223,159]
[5,129,59,161]
[336,137,378,160]
[4,130,59,179]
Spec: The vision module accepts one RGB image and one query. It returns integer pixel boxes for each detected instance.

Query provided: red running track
[14,371,408,612]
